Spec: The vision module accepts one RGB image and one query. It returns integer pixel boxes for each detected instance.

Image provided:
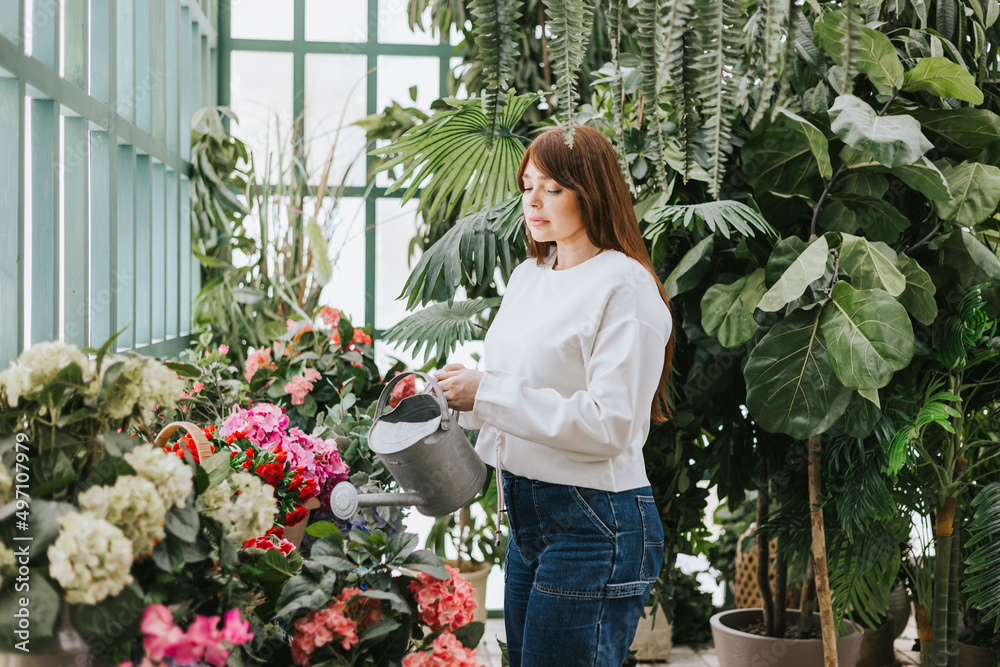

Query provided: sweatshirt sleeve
[457,411,484,430]
[471,311,669,458]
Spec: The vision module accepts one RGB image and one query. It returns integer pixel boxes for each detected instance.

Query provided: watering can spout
[332,371,487,521]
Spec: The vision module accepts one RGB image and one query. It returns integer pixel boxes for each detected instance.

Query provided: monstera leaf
[745,307,853,439]
[838,235,906,296]
[829,95,933,169]
[819,282,915,390]
[701,269,767,348]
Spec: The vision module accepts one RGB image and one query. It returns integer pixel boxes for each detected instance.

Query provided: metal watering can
[330,371,487,520]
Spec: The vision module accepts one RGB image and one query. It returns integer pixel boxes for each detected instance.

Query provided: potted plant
[0,336,275,665]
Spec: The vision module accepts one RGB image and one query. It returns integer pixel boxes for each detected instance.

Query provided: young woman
[433,124,675,666]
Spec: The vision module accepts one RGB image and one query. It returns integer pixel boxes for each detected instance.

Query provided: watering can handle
[374,371,454,429]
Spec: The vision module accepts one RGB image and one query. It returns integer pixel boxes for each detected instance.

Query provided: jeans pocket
[637,495,664,583]
[568,486,615,540]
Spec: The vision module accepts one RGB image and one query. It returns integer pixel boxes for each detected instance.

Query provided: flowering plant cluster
[120,604,254,667]
[252,524,485,666]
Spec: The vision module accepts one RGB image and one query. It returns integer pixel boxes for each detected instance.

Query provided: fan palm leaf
[964,482,1000,632]
[399,196,526,309]
[371,93,539,219]
[644,199,778,242]
[382,297,503,362]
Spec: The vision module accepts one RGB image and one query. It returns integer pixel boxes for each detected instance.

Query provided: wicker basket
[733,524,800,609]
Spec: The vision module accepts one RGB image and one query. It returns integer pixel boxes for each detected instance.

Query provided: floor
[476,613,924,666]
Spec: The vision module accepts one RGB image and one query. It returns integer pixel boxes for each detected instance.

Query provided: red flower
[255,462,284,487]
[298,478,318,500]
[242,458,253,470]
[284,506,308,526]
[265,526,285,539]
[289,474,304,492]
[272,447,287,464]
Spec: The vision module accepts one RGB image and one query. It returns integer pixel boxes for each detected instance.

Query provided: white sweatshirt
[458,248,672,492]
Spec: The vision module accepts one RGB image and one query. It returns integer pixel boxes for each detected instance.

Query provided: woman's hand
[432,363,484,412]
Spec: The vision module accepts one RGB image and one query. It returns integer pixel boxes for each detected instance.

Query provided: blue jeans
[501,473,664,667]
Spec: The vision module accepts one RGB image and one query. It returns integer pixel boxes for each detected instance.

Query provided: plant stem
[809,165,848,239]
[774,546,788,638]
[947,515,960,667]
[757,470,775,636]
[808,435,838,667]
[904,221,943,255]
[799,556,816,638]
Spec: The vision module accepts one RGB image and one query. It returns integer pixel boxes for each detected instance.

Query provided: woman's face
[521,160,586,245]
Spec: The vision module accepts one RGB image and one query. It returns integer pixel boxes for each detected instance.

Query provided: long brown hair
[516,124,675,421]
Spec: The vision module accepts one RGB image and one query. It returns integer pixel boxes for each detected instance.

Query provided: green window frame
[0,0,218,366]
[217,0,452,337]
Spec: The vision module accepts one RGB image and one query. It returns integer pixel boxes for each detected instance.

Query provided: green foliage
[469,0,524,148]
[382,298,503,362]
[543,0,596,143]
[963,482,1000,632]
[372,94,538,219]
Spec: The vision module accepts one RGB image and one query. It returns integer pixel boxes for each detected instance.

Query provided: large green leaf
[820,282,914,390]
[700,269,766,348]
[664,236,714,298]
[936,230,1000,285]
[912,108,1000,153]
[818,194,910,243]
[742,123,822,198]
[745,307,853,439]
[758,235,830,312]
[839,389,882,438]
[814,11,904,96]
[890,158,952,202]
[902,57,985,104]
[829,95,933,169]
[933,161,1000,225]
[371,94,538,218]
[839,234,906,296]
[776,109,833,179]
[896,254,938,326]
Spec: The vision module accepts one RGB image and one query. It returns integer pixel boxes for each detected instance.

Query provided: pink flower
[219,344,229,353]
[191,381,204,393]
[284,375,315,406]
[408,565,477,632]
[303,368,322,383]
[141,605,174,640]
[402,632,482,667]
[245,348,276,382]
[221,403,289,448]
[319,306,342,326]
[291,601,360,665]
[389,374,416,409]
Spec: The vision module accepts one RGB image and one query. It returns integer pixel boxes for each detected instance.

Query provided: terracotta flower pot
[283,495,322,549]
[711,608,864,667]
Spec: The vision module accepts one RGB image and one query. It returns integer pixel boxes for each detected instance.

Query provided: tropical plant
[368,2,1000,665]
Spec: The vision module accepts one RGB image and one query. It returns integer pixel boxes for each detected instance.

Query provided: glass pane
[305,0,367,42]
[317,196,367,326]
[375,198,422,330]
[230,0,294,40]
[304,54,368,187]
[377,0,436,44]
[376,55,440,112]
[229,51,294,184]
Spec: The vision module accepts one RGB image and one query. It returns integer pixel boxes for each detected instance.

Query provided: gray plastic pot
[711,608,864,667]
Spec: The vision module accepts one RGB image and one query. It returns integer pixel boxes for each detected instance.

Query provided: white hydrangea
[124,444,194,510]
[101,355,185,425]
[78,475,167,558]
[0,342,93,407]
[47,512,134,605]
[202,472,277,543]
